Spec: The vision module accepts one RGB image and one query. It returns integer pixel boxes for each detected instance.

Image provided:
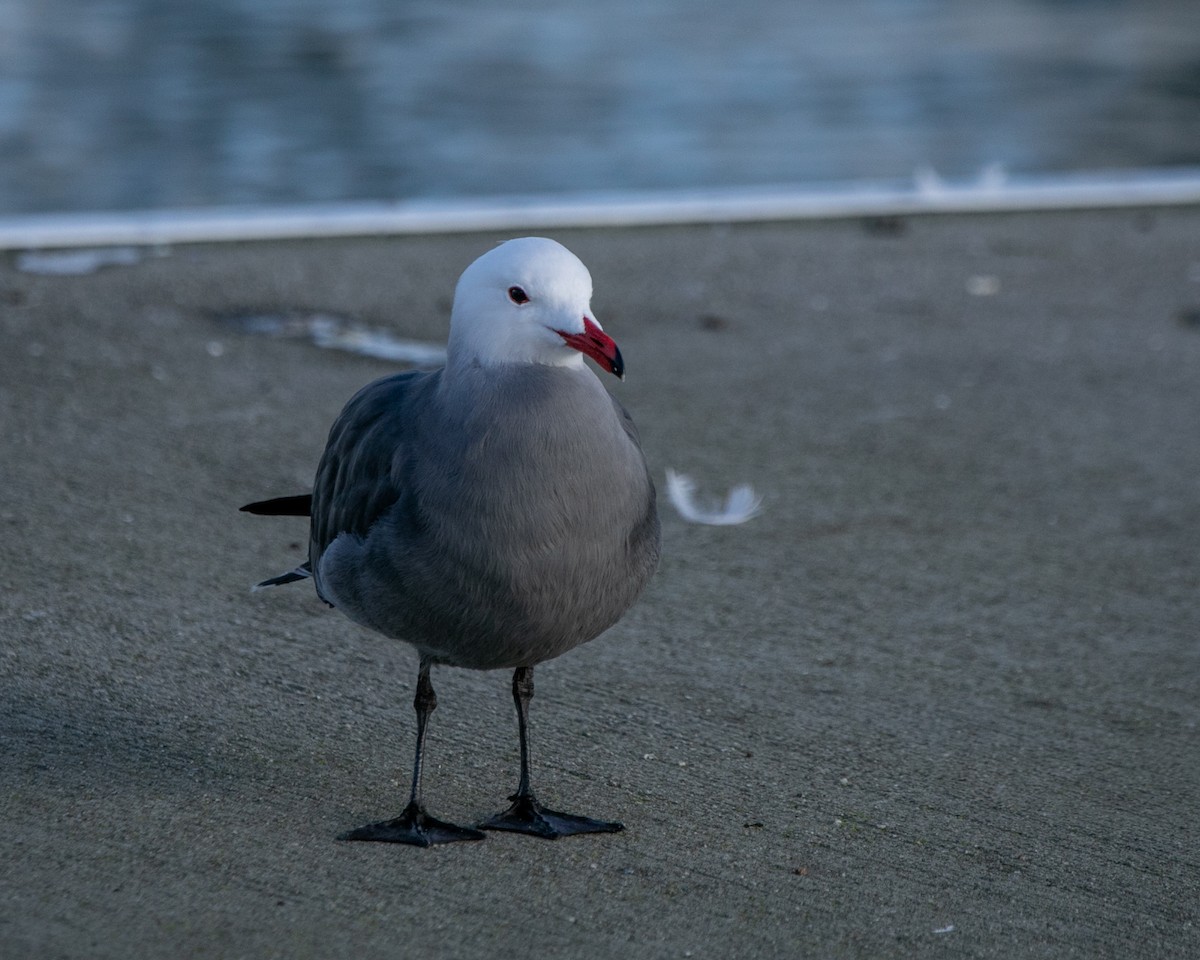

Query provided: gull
[243,238,661,845]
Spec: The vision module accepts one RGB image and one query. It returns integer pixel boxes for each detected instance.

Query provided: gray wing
[611,391,661,563]
[610,392,645,447]
[310,370,434,564]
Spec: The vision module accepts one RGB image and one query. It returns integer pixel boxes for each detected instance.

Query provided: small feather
[665,469,763,525]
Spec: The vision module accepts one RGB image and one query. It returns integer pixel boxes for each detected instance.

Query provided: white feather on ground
[214,309,447,367]
[308,319,447,366]
[665,469,763,525]
[17,246,145,275]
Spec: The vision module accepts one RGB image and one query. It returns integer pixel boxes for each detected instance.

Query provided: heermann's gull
[242,237,661,846]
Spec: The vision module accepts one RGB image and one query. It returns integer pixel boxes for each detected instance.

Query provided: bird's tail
[241,493,314,590]
[251,562,313,592]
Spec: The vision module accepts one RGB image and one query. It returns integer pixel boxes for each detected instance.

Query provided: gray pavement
[2,210,1198,958]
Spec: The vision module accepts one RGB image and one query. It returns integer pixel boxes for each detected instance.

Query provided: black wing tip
[240,494,313,517]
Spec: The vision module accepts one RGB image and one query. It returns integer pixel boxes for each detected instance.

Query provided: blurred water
[2,0,1200,215]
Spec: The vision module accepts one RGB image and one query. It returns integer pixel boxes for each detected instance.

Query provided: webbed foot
[340,801,486,846]
[479,792,623,839]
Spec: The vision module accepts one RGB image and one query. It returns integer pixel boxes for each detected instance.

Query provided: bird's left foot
[479,791,624,839]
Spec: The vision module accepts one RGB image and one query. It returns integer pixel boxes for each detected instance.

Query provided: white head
[446,237,624,378]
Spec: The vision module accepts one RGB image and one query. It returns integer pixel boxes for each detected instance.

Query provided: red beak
[556,316,625,379]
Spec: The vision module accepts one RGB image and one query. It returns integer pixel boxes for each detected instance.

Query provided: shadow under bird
[242,237,661,846]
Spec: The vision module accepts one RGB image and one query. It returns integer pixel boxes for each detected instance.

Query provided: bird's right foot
[338,801,486,846]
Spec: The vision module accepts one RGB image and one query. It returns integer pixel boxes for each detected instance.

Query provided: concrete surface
[2,209,1198,958]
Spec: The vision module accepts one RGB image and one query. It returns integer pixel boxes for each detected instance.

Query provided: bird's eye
[507,286,530,305]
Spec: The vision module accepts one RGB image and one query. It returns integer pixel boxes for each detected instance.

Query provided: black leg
[339,661,485,846]
[479,666,623,839]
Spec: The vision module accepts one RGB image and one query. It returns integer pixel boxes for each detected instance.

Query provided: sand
[2,209,1198,958]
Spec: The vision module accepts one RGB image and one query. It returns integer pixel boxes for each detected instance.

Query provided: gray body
[311,359,660,670]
